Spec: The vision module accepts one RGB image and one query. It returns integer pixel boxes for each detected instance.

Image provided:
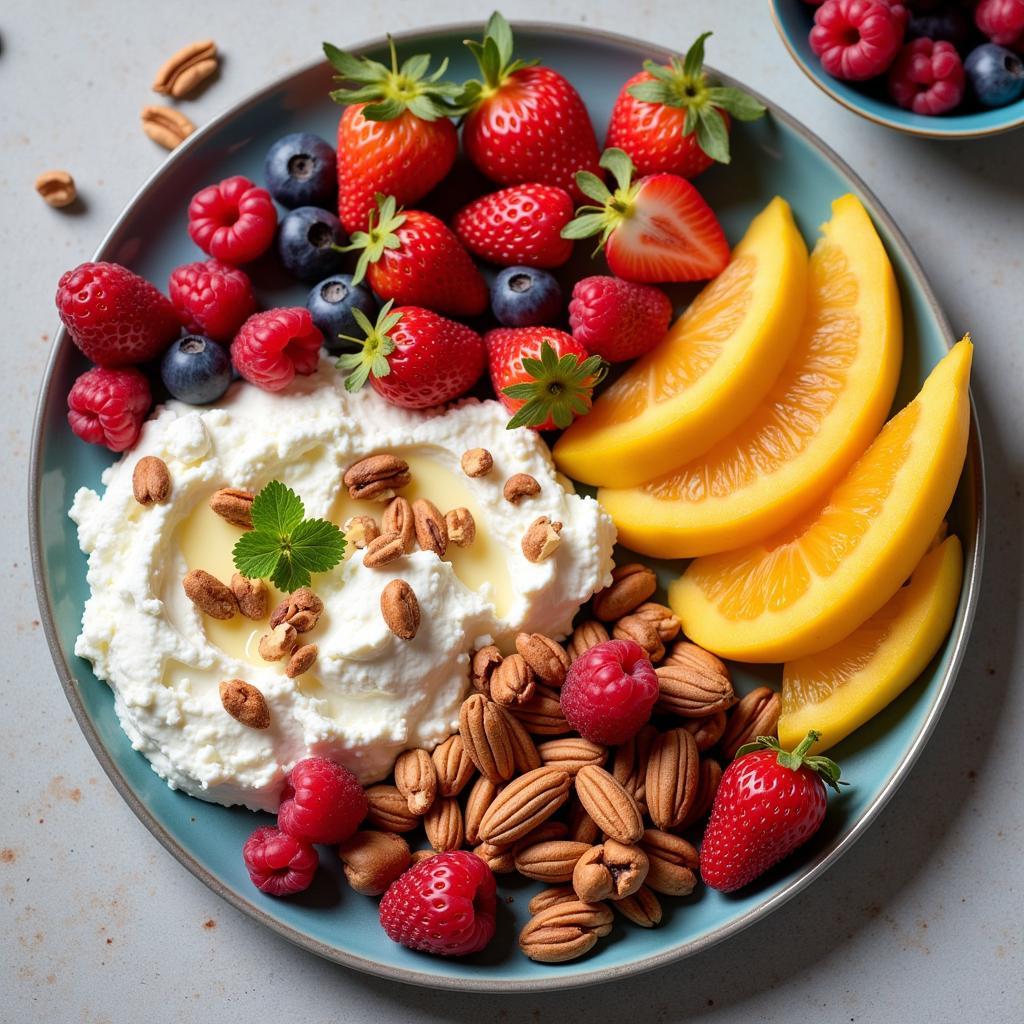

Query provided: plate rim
[28,18,987,993]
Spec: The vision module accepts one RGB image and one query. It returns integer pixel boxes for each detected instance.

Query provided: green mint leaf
[233,531,285,582]
[704,85,766,121]
[271,554,311,594]
[288,518,347,574]
[250,480,305,536]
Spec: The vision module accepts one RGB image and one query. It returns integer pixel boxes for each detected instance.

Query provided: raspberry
[188,175,277,265]
[230,307,323,392]
[889,38,966,114]
[810,0,905,81]
[242,825,318,896]
[560,639,659,745]
[976,0,1024,46]
[67,366,151,451]
[168,259,256,342]
[56,261,181,367]
[379,851,497,957]
[276,757,367,845]
[568,276,673,362]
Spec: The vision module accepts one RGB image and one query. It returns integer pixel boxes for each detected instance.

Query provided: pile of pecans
[342,558,783,964]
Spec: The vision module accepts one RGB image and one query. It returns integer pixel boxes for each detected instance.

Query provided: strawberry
[563,148,729,283]
[345,195,488,317]
[700,731,844,893]
[458,12,602,200]
[453,183,574,268]
[337,300,486,409]
[485,326,606,430]
[324,38,460,234]
[605,33,765,180]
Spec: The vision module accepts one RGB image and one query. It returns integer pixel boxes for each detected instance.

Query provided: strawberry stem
[735,730,845,793]
[458,11,539,110]
[339,194,407,286]
[335,300,402,393]
[502,341,607,430]
[561,148,641,254]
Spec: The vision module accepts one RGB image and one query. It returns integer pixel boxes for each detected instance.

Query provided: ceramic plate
[30,22,985,993]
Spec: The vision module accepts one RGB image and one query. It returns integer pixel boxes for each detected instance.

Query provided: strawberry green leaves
[233,481,346,593]
[562,148,641,251]
[626,32,765,165]
[335,299,402,393]
[458,10,538,107]
[342,194,408,287]
[735,731,846,793]
[502,341,607,430]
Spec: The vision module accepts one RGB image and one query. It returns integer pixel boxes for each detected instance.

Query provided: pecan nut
[514,840,591,883]
[459,693,515,783]
[445,507,476,547]
[423,797,464,852]
[489,653,536,707]
[568,801,601,844]
[538,737,607,776]
[269,587,323,633]
[632,602,681,644]
[343,514,379,549]
[656,643,735,718]
[463,775,500,846]
[132,456,171,505]
[393,748,438,817]
[612,614,665,662]
[343,454,410,502]
[503,473,540,503]
[258,623,298,661]
[613,885,662,928]
[152,39,218,98]
[381,496,415,552]
[515,633,570,687]
[528,886,578,916]
[231,573,268,620]
[645,727,700,830]
[572,839,649,902]
[719,686,781,760]
[209,487,254,528]
[473,842,516,874]
[611,723,658,816]
[219,679,270,729]
[285,643,318,678]
[513,820,570,855]
[380,579,420,640]
[567,620,610,662]
[521,517,562,563]
[574,765,644,844]
[519,900,613,963]
[362,531,406,568]
[470,645,502,693]
[495,705,542,773]
[682,710,728,752]
[638,829,699,896]
[337,830,410,896]
[431,734,476,797]
[461,447,494,477]
[35,169,76,208]
[592,563,658,621]
[678,757,723,830]
[507,683,569,736]
[182,569,236,619]
[364,785,418,833]
[141,105,195,149]
[477,767,572,847]
[412,498,448,557]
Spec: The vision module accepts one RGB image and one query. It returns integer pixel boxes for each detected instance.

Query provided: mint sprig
[233,481,346,592]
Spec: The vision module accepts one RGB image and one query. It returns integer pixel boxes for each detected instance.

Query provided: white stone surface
[1,1,1021,1021]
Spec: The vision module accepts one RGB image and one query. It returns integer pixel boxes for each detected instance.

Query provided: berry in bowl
[771,0,1024,137]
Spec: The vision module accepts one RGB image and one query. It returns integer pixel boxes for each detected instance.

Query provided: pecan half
[495,705,543,773]
[574,765,644,844]
[592,564,657,621]
[522,517,562,563]
[209,487,254,528]
[638,829,699,896]
[719,686,781,761]
[507,683,569,736]
[572,839,648,902]
[528,886,578,916]
[393,749,437,817]
[445,507,476,547]
[656,644,735,718]
[34,169,76,208]
[381,496,415,552]
[338,830,410,896]
[132,456,171,506]
[567,620,610,662]
[412,498,448,557]
[459,693,515,783]
[513,820,570,855]
[519,900,613,963]
[611,723,658,816]
[678,757,723,830]
[409,849,437,867]
[470,645,502,693]
[682,710,727,752]
[141,105,195,149]
[343,454,410,501]
[503,473,540,503]
[431,734,476,797]
[380,579,420,640]
[515,633,570,687]
[614,885,662,928]
[364,784,419,833]
[645,727,700,830]
[538,737,607,776]
[423,797,464,852]
[463,776,500,846]
[269,587,323,633]
[461,447,493,477]
[489,653,536,707]
[612,614,665,662]
[514,840,591,883]
[219,679,269,729]
[343,514,379,549]
[477,766,572,847]
[182,569,236,619]
[258,622,297,661]
[152,39,218,98]
[473,842,516,874]
[568,800,601,844]
[285,643,318,678]
[231,573,267,620]
[362,531,405,568]
[632,602,681,644]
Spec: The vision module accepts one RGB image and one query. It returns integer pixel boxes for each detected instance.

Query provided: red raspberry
[569,276,673,362]
[560,639,659,745]
[56,261,181,367]
[242,825,318,896]
[379,851,497,957]
[168,259,256,342]
[976,0,1024,46]
[67,366,151,452]
[230,307,323,392]
[889,38,966,114]
[810,0,905,81]
[276,757,367,845]
[188,175,277,265]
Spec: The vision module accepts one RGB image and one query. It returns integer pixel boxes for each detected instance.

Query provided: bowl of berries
[772,0,1024,137]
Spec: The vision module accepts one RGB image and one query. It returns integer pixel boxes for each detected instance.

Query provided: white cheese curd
[70,359,616,811]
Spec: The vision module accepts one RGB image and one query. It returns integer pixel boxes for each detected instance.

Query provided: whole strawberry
[700,730,844,893]
[56,261,181,367]
[606,33,765,179]
[569,276,673,362]
[324,38,459,234]
[485,327,606,430]
[458,12,602,200]
[379,851,497,957]
[453,183,575,268]
[338,301,486,409]
[345,194,488,317]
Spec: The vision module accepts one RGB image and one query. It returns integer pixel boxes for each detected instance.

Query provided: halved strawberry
[485,326,606,430]
[562,148,729,283]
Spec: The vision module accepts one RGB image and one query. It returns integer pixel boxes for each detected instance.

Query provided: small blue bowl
[771,0,1024,138]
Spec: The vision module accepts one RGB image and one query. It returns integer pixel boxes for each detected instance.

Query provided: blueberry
[491,267,563,327]
[278,206,347,282]
[264,132,337,209]
[907,7,973,53]
[965,44,1024,108]
[307,275,378,353]
[161,335,232,405]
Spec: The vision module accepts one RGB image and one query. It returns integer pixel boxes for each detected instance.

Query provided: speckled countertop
[1,1,1021,1021]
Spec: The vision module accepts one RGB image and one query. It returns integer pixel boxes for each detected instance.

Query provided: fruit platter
[30,16,983,991]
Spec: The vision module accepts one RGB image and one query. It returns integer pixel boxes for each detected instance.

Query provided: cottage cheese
[70,360,615,811]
